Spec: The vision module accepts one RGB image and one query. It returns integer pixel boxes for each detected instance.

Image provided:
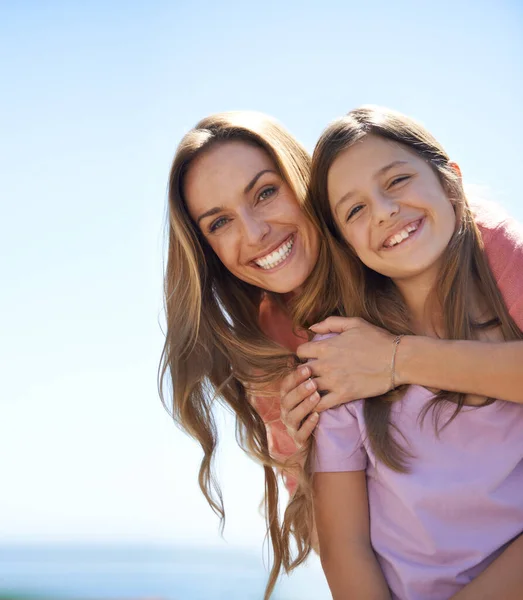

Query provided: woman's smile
[251,233,295,270]
[184,141,319,293]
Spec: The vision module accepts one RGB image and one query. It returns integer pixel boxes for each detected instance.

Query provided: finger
[280,365,311,397]
[316,391,350,413]
[286,391,321,430]
[309,374,327,391]
[296,340,323,361]
[281,378,318,415]
[295,412,320,446]
[309,316,359,334]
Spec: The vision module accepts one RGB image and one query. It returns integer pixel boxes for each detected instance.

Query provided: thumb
[309,316,356,334]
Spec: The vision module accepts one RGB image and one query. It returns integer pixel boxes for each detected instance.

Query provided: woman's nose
[241,211,270,244]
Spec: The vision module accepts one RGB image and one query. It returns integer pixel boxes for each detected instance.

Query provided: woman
[159,110,523,596]
[276,106,523,600]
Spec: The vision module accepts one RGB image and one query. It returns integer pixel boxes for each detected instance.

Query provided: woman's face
[326,134,456,284]
[184,141,319,294]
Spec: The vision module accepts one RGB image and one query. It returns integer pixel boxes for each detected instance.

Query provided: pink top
[314,387,523,600]
[471,199,523,324]
[252,201,523,496]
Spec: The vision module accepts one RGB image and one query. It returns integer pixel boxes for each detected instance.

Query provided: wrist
[394,335,450,388]
[394,335,420,387]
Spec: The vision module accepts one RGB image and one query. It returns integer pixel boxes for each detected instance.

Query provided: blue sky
[1,0,522,563]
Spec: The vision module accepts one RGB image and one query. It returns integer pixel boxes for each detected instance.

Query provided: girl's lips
[381,217,425,251]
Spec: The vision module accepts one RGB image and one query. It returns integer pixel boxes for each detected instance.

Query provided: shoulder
[314,401,367,472]
[471,198,523,250]
[471,199,523,328]
[258,294,307,352]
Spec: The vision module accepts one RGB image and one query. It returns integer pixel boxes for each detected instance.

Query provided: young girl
[276,106,523,600]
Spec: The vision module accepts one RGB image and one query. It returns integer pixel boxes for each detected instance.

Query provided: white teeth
[254,237,294,270]
[384,221,420,248]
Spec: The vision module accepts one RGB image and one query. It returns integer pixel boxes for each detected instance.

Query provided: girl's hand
[298,316,397,411]
[280,365,321,448]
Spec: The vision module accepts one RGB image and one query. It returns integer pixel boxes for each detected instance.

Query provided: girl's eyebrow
[377,160,408,177]
[334,160,409,215]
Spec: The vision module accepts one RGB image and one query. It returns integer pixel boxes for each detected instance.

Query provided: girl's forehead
[327,137,417,192]
[333,136,417,171]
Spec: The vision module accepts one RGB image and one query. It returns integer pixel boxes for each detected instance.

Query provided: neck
[393,267,442,337]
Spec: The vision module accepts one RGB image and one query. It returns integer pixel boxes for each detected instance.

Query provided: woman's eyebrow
[196,169,278,225]
[244,169,277,194]
[196,206,223,225]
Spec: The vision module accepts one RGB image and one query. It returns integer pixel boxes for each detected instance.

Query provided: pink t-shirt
[314,388,523,600]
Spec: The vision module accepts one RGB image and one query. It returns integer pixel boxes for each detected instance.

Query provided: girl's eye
[389,175,410,188]
[209,216,229,233]
[346,204,364,221]
[258,186,277,202]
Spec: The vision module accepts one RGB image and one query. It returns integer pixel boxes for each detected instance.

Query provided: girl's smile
[327,135,456,286]
[380,217,424,250]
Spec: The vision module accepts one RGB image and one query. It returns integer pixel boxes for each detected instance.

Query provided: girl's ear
[449,161,462,179]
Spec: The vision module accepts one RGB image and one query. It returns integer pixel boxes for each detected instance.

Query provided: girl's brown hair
[278,106,523,580]
[158,111,316,597]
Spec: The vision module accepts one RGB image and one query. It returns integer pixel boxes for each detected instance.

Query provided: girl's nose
[373,193,399,225]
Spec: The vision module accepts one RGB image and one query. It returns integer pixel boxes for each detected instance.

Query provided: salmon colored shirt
[252,201,523,496]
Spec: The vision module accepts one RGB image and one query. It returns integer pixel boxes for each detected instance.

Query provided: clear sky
[1,0,522,558]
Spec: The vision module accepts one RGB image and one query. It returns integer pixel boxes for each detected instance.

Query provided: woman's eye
[258,186,277,202]
[389,175,410,188]
[209,216,229,233]
[346,204,364,221]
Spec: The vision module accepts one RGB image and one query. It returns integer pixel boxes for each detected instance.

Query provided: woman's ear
[449,161,462,179]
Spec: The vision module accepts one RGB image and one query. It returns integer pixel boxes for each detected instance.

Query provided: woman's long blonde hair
[158,111,316,596]
[277,106,523,581]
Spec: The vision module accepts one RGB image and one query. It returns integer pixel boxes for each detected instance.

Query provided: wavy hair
[277,106,523,579]
[158,111,317,597]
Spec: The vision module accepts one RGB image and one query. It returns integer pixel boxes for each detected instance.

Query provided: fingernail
[311,412,319,420]
[309,324,318,331]
[305,378,315,391]
[310,391,320,403]
[300,366,310,378]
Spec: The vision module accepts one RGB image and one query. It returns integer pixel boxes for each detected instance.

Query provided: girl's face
[327,135,456,285]
[184,141,319,294]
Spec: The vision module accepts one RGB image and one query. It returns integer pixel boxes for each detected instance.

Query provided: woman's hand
[280,316,397,446]
[299,316,396,411]
[280,365,320,448]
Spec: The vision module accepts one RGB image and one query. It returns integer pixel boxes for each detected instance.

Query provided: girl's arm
[314,470,391,600]
[449,534,523,600]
